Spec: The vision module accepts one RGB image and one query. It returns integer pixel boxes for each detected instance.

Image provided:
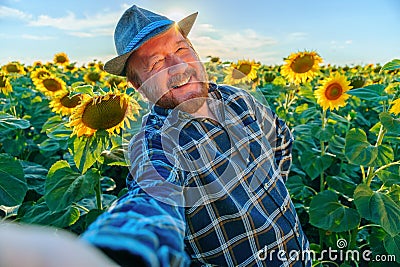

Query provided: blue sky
[1,0,399,67]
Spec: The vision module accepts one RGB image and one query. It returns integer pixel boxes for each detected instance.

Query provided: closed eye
[176,47,188,53]
[150,58,164,71]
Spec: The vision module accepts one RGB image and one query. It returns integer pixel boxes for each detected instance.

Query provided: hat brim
[104,12,198,77]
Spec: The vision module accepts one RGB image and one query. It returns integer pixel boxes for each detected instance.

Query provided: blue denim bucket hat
[104,5,198,76]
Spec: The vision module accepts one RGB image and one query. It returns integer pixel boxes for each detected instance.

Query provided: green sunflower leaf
[0,113,30,132]
[73,133,109,173]
[286,175,314,200]
[300,151,333,180]
[344,128,378,166]
[347,84,387,101]
[380,112,400,134]
[20,201,80,228]
[312,124,335,142]
[45,160,99,212]
[383,235,400,263]
[73,84,94,96]
[354,184,400,237]
[381,59,400,71]
[309,190,360,232]
[0,154,27,207]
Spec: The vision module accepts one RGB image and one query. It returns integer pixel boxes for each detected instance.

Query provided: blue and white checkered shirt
[82,83,312,267]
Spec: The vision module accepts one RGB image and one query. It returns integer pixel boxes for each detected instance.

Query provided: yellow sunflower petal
[314,72,352,111]
[0,72,13,95]
[389,98,400,115]
[68,92,140,137]
[35,75,67,97]
[53,52,70,66]
[223,59,260,85]
[281,50,323,85]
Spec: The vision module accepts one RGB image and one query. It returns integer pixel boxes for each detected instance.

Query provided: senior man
[82,5,311,267]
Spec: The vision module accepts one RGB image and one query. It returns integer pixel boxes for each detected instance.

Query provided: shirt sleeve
[246,91,294,183]
[81,131,190,267]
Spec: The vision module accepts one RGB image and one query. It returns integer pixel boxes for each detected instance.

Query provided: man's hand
[0,222,118,267]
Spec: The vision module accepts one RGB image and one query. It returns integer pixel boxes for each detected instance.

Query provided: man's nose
[167,55,188,76]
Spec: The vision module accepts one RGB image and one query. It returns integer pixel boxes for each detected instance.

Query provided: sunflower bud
[350,76,366,89]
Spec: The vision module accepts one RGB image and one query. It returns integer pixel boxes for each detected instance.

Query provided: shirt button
[282,205,287,213]
[294,224,300,237]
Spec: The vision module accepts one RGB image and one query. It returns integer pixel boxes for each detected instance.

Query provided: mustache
[167,67,197,89]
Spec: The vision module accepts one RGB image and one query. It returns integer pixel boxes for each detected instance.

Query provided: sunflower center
[0,75,7,87]
[82,95,128,130]
[232,63,252,79]
[43,78,62,92]
[88,72,101,82]
[6,64,19,73]
[291,55,315,73]
[325,83,343,100]
[65,65,75,71]
[210,57,220,63]
[56,56,67,64]
[60,94,82,108]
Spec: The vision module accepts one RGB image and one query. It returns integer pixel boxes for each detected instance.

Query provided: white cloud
[68,27,114,38]
[287,32,308,40]
[21,34,54,40]
[0,4,124,39]
[28,11,118,31]
[0,5,32,20]
[0,32,54,40]
[330,40,352,49]
[190,24,279,64]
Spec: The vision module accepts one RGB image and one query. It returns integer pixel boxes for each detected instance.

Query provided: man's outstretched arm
[81,133,189,267]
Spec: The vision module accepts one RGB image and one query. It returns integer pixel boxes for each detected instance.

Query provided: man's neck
[191,101,216,121]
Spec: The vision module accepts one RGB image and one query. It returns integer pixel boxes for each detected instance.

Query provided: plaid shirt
[82,84,311,267]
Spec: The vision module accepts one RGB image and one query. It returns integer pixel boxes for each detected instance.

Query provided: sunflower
[1,62,26,75]
[384,82,400,95]
[32,61,43,67]
[30,67,51,86]
[350,75,366,89]
[105,75,126,89]
[49,90,87,116]
[0,72,12,95]
[64,63,79,73]
[84,70,104,85]
[314,72,352,111]
[67,92,140,137]
[281,50,323,84]
[223,59,260,85]
[389,98,400,115]
[35,75,67,96]
[53,52,70,66]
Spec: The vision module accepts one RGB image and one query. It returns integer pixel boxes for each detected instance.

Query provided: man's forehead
[136,26,185,56]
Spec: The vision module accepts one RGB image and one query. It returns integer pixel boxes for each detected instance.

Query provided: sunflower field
[1,51,399,266]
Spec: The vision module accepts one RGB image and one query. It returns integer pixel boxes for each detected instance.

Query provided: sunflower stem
[319,109,327,249]
[365,125,386,187]
[373,160,400,177]
[319,109,327,192]
[344,226,360,265]
[360,165,366,182]
[95,173,103,210]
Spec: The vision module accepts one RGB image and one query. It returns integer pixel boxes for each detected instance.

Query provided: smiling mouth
[171,76,191,89]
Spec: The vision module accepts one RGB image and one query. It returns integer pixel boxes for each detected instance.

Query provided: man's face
[128,26,209,113]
